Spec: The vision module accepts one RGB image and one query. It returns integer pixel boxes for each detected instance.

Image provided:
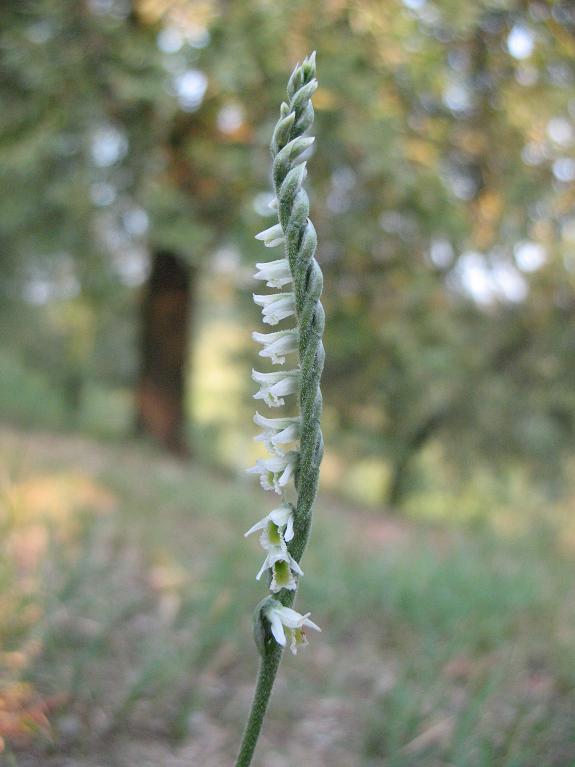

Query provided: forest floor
[1,424,575,767]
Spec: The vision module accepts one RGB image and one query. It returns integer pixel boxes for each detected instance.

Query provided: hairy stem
[234,645,283,767]
[234,586,301,766]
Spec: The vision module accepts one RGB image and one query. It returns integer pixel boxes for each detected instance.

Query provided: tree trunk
[135,249,194,456]
[386,448,415,510]
[62,369,84,424]
[386,407,451,509]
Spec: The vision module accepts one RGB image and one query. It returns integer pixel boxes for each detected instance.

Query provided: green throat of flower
[266,521,282,545]
[272,559,291,588]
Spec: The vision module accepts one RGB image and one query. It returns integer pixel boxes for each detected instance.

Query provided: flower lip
[287,627,308,655]
[270,559,296,592]
[262,520,284,548]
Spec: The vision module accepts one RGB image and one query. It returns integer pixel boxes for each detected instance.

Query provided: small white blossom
[256,544,303,592]
[252,329,298,365]
[254,258,293,289]
[253,292,296,325]
[263,601,321,654]
[252,369,299,408]
[244,503,295,543]
[255,223,285,248]
[254,412,300,454]
[247,452,297,494]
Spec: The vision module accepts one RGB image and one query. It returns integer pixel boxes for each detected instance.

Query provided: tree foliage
[1,0,574,502]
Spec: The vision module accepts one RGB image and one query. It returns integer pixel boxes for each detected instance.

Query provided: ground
[1,425,575,766]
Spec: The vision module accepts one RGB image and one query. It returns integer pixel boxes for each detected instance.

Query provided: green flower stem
[234,590,299,767]
[234,645,283,767]
[234,53,322,767]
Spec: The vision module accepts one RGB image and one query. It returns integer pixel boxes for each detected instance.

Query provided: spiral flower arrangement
[235,52,324,767]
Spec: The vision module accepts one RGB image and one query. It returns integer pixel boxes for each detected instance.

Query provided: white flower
[244,502,295,543]
[253,292,296,325]
[252,369,299,408]
[256,544,303,592]
[254,258,293,289]
[254,412,300,455]
[252,329,298,365]
[247,452,297,494]
[255,223,285,248]
[263,601,321,654]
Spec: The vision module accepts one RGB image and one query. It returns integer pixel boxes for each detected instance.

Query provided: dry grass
[1,425,574,766]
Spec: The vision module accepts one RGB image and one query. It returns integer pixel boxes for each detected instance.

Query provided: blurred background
[1,1,575,765]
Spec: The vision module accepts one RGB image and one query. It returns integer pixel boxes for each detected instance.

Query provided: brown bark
[386,406,451,509]
[384,324,533,508]
[135,249,194,456]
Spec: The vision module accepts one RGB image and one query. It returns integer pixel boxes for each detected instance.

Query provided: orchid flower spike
[236,52,324,767]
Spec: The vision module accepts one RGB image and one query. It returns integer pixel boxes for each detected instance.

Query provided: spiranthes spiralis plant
[234,52,325,767]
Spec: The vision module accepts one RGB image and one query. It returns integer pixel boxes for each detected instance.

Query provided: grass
[0,424,574,766]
